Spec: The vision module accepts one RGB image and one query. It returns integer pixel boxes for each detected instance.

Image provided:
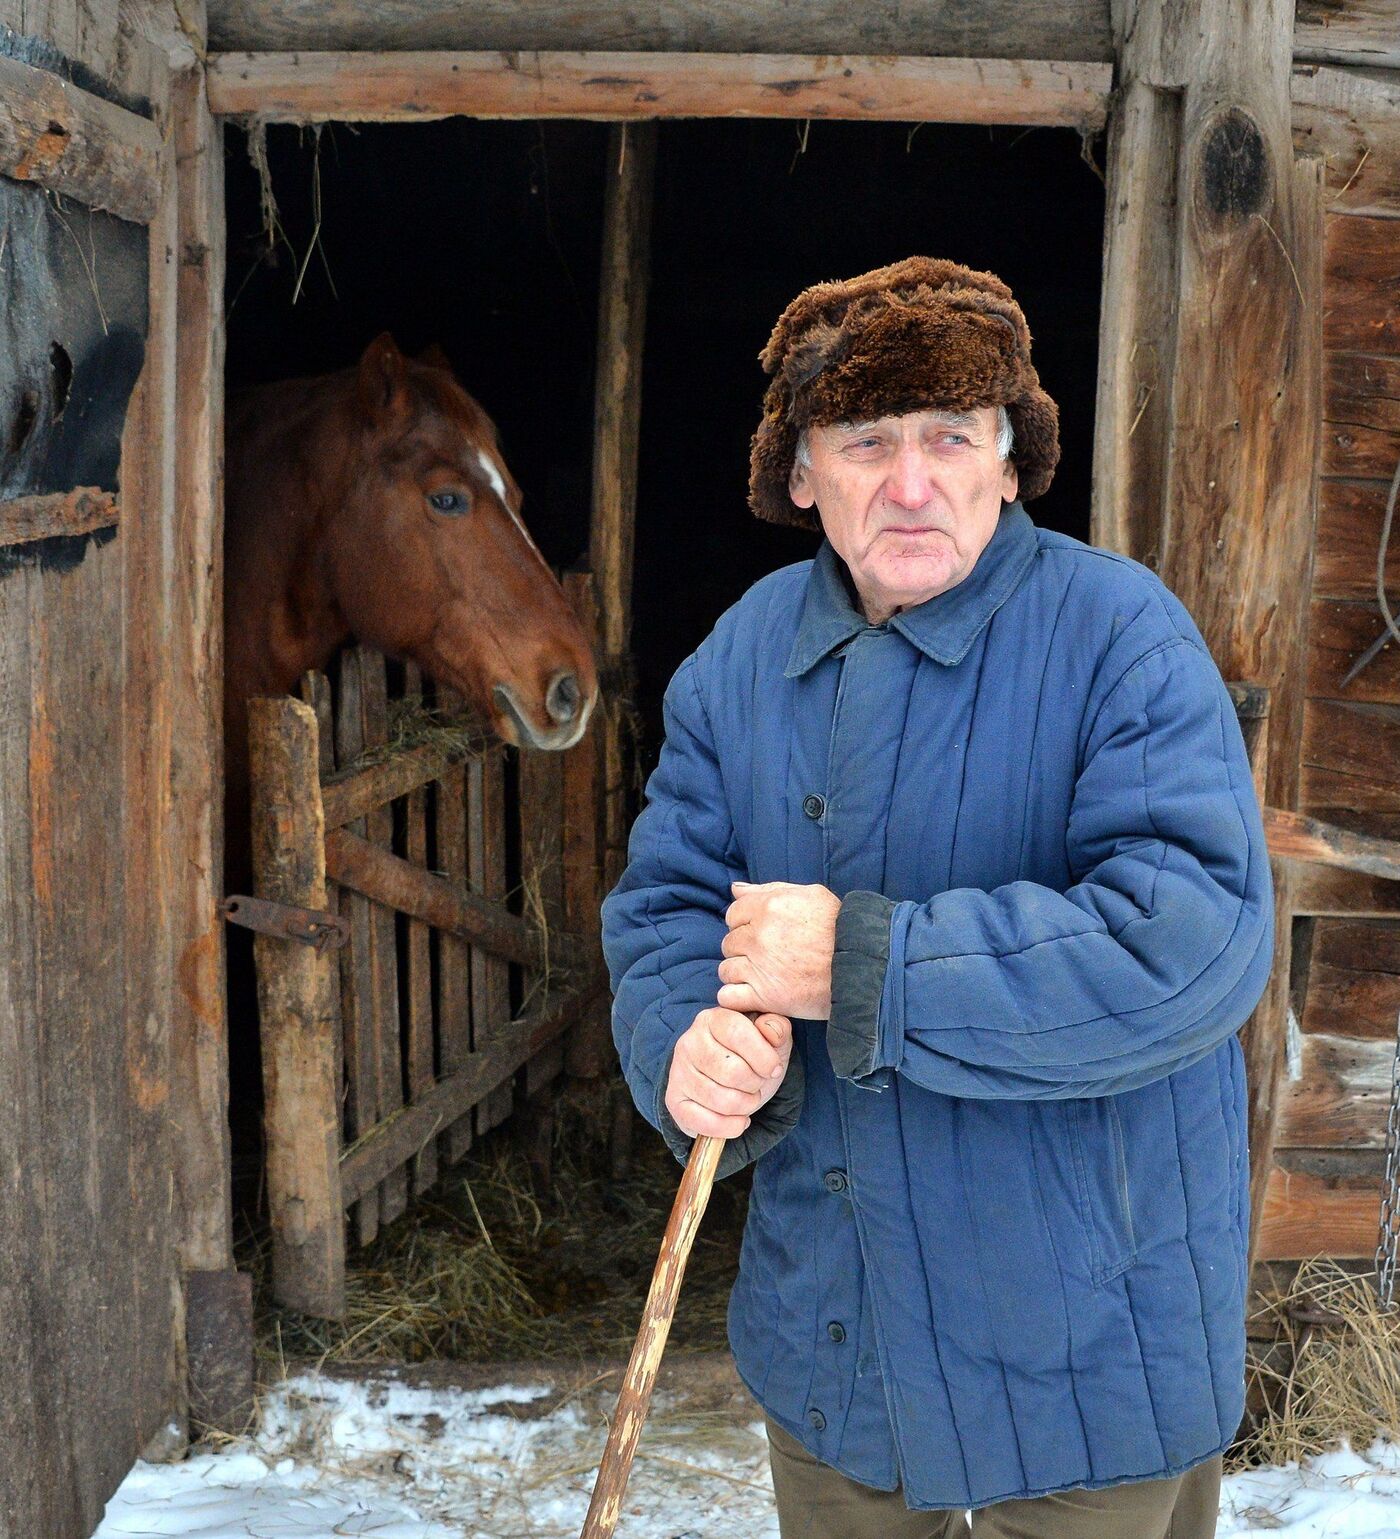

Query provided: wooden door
[0,7,231,1534]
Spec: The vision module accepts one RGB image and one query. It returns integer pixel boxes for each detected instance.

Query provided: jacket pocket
[1066,1097,1138,1287]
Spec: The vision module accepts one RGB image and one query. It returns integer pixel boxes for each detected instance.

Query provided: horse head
[326,333,599,751]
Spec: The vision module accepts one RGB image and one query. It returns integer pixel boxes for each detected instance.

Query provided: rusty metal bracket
[220,894,349,955]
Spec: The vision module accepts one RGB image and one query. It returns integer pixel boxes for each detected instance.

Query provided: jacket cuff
[653,1039,807,1179]
[829,890,898,1085]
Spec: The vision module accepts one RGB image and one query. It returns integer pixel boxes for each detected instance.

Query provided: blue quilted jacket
[601,504,1273,1510]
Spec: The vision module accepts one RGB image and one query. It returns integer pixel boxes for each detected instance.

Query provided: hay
[244,1105,746,1378]
[1239,1257,1400,1468]
[334,691,494,776]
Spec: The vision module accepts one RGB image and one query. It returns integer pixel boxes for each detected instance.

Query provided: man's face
[788,405,1019,623]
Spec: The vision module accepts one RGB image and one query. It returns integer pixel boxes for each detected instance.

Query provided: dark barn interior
[224,114,1106,756]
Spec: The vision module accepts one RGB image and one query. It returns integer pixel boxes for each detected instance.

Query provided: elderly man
[600,258,1273,1538]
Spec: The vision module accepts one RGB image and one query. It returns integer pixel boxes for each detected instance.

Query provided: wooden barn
[0,0,1398,1532]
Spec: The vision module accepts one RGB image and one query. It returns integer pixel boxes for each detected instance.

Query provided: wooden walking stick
[578,1132,727,1539]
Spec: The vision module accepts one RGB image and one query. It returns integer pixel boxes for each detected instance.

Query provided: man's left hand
[717,880,841,1020]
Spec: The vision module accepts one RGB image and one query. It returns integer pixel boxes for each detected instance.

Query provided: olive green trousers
[765,1417,1223,1539]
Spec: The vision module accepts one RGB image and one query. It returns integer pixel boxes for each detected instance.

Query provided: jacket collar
[784,502,1039,677]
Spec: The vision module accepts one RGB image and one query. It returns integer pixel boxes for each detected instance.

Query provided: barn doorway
[226,111,1103,755]
[221,109,1105,1355]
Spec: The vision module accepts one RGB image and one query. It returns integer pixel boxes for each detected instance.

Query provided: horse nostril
[547,672,581,725]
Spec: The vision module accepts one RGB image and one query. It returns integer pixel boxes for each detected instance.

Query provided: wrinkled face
[788,405,1018,624]
[331,339,598,751]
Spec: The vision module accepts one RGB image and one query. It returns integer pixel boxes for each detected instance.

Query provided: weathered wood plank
[320,740,476,829]
[0,51,162,223]
[1323,352,1400,479]
[1293,65,1400,218]
[341,979,603,1204]
[1279,1031,1393,1146]
[0,489,118,546]
[1302,918,1400,1037]
[120,76,188,1469]
[561,573,609,1079]
[205,50,1113,128]
[1294,0,1400,71]
[402,664,437,1195]
[1257,1157,1382,1259]
[434,756,472,1167]
[1308,598,1400,702]
[1323,214,1400,356]
[1314,477,1400,598]
[325,827,551,969]
[0,559,50,1531]
[1302,697,1400,810]
[168,64,234,1287]
[249,697,346,1318]
[518,743,567,993]
[1265,806,1400,880]
[360,658,407,1227]
[334,650,380,1242]
[206,0,1114,60]
[470,747,514,1140]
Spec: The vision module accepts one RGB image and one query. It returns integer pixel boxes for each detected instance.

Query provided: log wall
[1258,61,1400,1260]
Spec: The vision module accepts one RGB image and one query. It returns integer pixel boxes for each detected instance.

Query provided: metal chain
[1375,1004,1400,1307]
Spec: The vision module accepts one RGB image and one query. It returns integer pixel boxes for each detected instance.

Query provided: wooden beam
[324,826,554,970]
[590,121,654,906]
[1093,0,1325,1271]
[248,697,346,1319]
[320,739,495,829]
[0,491,118,547]
[1257,1151,1383,1260]
[207,0,1113,60]
[1294,0,1400,72]
[1265,806,1400,882]
[205,50,1113,128]
[339,977,604,1203]
[0,53,162,224]
[167,63,235,1284]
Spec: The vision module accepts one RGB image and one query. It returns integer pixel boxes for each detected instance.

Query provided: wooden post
[562,570,610,1080]
[470,747,515,1141]
[249,696,346,1318]
[168,62,234,1286]
[590,120,656,894]
[1093,0,1325,1268]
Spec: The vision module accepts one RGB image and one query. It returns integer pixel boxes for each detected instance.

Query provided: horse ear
[357,332,411,420]
[416,343,454,375]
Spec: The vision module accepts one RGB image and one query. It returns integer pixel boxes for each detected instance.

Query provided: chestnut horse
[223,332,600,888]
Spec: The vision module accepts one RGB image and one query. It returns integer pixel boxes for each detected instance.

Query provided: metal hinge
[220,895,350,955]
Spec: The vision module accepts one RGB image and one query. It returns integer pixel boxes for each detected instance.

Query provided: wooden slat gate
[247,571,608,1317]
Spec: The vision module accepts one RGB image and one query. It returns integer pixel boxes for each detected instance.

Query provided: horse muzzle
[493,678,595,752]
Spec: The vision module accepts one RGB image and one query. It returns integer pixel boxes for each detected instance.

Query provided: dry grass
[242,1103,746,1380]
[1239,1257,1400,1468]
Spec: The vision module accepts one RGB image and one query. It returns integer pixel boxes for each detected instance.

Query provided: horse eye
[427,490,471,516]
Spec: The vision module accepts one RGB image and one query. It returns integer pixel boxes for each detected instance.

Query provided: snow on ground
[94,1372,1400,1538]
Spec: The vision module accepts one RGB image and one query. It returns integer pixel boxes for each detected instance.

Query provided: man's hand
[665,1006,793,1140]
[717,880,841,1020]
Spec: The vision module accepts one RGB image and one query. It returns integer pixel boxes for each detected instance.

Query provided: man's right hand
[665,1006,793,1140]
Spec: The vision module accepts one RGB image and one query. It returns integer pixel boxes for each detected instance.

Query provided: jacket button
[802,793,826,820]
[827,1321,847,1343]
[807,1408,827,1431]
[822,1169,848,1194]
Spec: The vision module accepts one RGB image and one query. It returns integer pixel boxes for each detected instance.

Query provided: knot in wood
[1196,107,1271,230]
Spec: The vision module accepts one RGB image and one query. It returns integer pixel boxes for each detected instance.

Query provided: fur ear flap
[357,331,412,421]
[416,342,454,374]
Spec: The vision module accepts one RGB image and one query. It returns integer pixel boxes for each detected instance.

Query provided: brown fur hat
[748,256,1060,529]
